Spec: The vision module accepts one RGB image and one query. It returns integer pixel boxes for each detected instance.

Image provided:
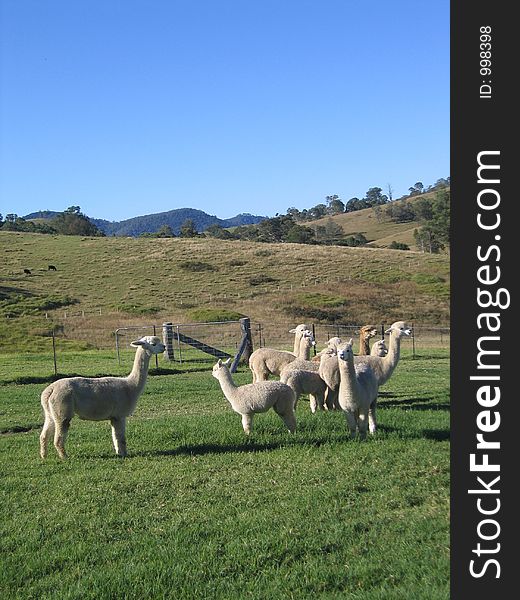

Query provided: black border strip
[451,1,514,597]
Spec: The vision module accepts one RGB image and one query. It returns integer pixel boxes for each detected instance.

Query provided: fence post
[52,328,58,376]
[381,323,385,340]
[153,325,159,369]
[312,324,317,355]
[412,323,416,359]
[230,318,253,373]
[162,322,175,361]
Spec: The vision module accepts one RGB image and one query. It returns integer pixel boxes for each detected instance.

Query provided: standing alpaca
[39,336,165,459]
[354,321,412,433]
[359,325,378,355]
[212,358,296,434]
[318,346,342,410]
[289,323,312,354]
[355,321,412,386]
[249,329,315,382]
[337,339,379,440]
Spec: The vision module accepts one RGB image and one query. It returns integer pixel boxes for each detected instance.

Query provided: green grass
[0,350,449,599]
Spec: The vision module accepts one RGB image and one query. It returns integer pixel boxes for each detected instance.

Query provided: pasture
[0,348,449,599]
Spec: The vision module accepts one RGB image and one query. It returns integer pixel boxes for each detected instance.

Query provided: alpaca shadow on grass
[379,396,450,411]
[376,423,450,442]
[138,438,294,458]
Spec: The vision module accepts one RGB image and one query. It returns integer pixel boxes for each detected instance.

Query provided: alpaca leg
[324,388,333,411]
[241,413,253,435]
[281,411,296,434]
[368,400,377,434]
[53,418,71,459]
[39,414,55,459]
[343,410,357,439]
[358,411,369,440]
[273,401,296,433]
[316,390,325,411]
[309,394,317,413]
[110,417,127,457]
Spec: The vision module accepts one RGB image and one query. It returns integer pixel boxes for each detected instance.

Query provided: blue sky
[0,0,449,222]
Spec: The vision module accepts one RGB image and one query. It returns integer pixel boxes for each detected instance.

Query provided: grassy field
[0,348,450,599]
[0,231,449,353]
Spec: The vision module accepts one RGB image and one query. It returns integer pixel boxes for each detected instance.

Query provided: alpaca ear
[217,359,222,367]
[223,358,232,366]
[348,338,353,345]
[385,327,392,334]
[289,328,297,333]
[130,340,144,347]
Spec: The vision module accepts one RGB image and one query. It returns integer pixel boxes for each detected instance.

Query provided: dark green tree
[51,206,104,236]
[325,195,345,215]
[179,219,199,238]
[156,224,175,238]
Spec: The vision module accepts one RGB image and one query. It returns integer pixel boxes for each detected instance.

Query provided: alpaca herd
[39,322,411,458]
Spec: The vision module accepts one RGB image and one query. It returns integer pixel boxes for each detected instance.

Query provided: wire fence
[113,319,450,368]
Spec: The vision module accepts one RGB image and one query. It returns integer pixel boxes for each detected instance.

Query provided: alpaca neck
[293,335,301,355]
[338,353,362,400]
[379,332,402,379]
[126,347,152,395]
[298,340,311,360]
[217,369,238,405]
[360,334,370,355]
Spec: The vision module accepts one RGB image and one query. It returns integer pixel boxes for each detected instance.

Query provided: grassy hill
[306,191,443,249]
[0,231,449,351]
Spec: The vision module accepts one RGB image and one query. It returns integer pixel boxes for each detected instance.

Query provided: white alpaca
[337,339,379,440]
[212,358,296,434]
[289,323,312,354]
[279,366,327,413]
[318,346,342,410]
[370,338,388,357]
[311,336,342,363]
[355,321,412,386]
[39,336,165,459]
[249,329,315,382]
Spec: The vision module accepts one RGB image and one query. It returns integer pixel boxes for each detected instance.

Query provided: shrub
[178,261,217,272]
[248,274,278,286]
[187,308,246,322]
[389,241,410,250]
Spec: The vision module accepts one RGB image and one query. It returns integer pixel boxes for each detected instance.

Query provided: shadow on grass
[149,440,287,457]
[380,396,450,411]
[1,366,214,386]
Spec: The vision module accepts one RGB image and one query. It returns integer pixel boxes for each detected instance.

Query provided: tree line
[1,176,450,252]
[0,206,104,237]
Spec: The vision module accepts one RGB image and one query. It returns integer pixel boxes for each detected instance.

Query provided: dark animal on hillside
[23,269,31,275]
[48,265,57,271]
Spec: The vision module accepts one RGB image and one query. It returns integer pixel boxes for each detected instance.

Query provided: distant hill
[306,191,446,250]
[24,208,266,237]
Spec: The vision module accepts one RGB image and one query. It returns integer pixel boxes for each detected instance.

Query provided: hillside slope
[306,191,444,249]
[1,231,449,350]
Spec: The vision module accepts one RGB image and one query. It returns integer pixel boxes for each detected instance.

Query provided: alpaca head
[337,338,354,362]
[301,330,316,347]
[212,357,232,379]
[326,337,342,350]
[372,339,388,357]
[385,321,412,338]
[360,325,377,339]
[289,324,311,335]
[130,336,166,355]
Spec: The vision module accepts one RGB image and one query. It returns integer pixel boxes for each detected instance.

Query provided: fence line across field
[114,319,450,368]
